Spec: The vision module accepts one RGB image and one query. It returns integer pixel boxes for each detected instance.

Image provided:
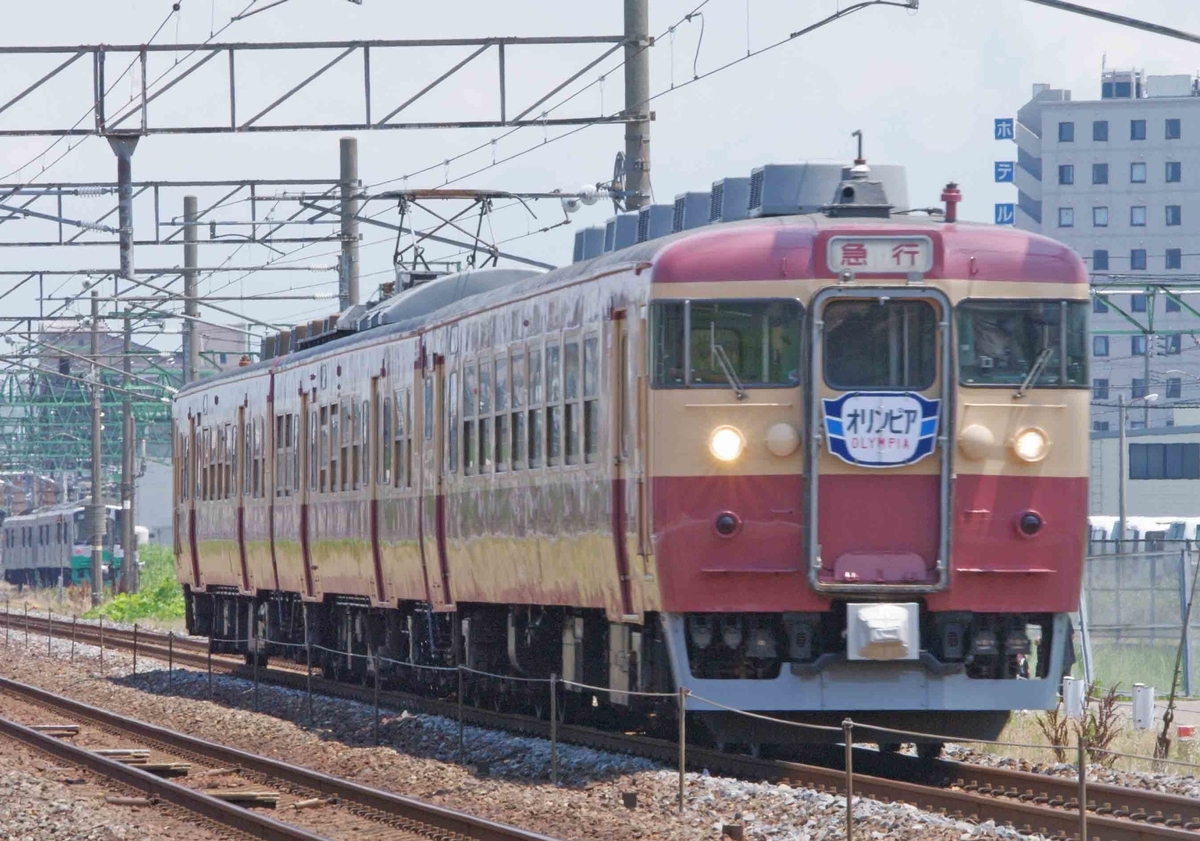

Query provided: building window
[1131,161,1147,183]
[1093,120,1108,141]
[1131,294,1147,312]
[1092,249,1109,270]
[1130,206,1147,227]
[1166,294,1182,311]
[1166,205,1182,226]
[1092,206,1108,227]
[1093,421,1110,432]
[1131,119,1147,141]
[1166,161,1182,182]
[1092,378,1109,399]
[1168,377,1183,399]
[1057,164,1073,185]
[1057,207,1074,227]
[1132,377,1147,398]
[1093,335,1109,357]
[1130,420,1147,430]
[1058,121,1075,142]
[1132,335,1147,356]
[1131,248,1147,269]
[1162,333,1182,355]
[1093,296,1108,313]
[1129,442,1200,480]
[1166,118,1182,139]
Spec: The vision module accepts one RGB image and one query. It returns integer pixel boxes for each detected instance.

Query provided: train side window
[479,358,493,472]
[309,410,318,491]
[359,400,368,489]
[583,335,600,463]
[292,414,301,493]
[528,348,544,467]
[511,352,526,470]
[328,404,338,492]
[351,400,361,490]
[242,419,252,497]
[564,338,581,465]
[382,395,393,486]
[448,370,460,474]
[823,299,935,390]
[462,363,475,475]
[547,342,562,466]
[494,356,508,472]
[957,300,1090,388]
[276,414,287,497]
[341,399,352,492]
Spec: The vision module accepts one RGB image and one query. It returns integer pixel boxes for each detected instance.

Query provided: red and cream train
[173,165,1088,748]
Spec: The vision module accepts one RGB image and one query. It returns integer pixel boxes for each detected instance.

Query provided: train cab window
[351,401,361,490]
[448,370,460,474]
[392,392,405,488]
[341,400,352,492]
[564,339,581,465]
[309,410,319,491]
[460,366,472,474]
[511,352,526,470]
[528,348,544,468]
[328,404,338,492]
[494,356,509,472]
[243,420,253,497]
[651,300,801,388]
[957,300,1089,387]
[228,423,238,499]
[403,388,413,487]
[547,343,562,466]
[423,376,434,441]
[824,299,936,390]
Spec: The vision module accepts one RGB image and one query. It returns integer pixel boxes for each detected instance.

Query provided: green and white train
[1,501,126,587]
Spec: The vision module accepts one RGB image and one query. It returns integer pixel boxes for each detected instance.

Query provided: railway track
[0,673,559,841]
[7,611,1200,841]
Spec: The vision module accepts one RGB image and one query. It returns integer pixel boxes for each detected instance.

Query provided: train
[2,500,127,588]
[173,161,1089,753]
[1087,515,1200,553]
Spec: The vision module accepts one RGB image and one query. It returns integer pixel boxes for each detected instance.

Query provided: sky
[0,0,1198,350]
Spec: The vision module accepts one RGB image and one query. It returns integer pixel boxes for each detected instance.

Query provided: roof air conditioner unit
[672,192,711,232]
[604,213,639,252]
[636,204,673,243]
[579,226,606,260]
[710,177,751,223]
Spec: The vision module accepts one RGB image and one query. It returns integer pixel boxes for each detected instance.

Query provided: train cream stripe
[651,278,1089,302]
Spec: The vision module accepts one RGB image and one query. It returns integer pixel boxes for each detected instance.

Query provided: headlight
[709,426,746,462]
[1011,427,1049,463]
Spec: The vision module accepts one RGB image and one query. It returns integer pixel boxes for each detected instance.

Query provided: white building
[1089,419,1200,517]
[1011,69,1200,432]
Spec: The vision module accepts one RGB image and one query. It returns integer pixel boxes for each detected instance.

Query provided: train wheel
[916,742,944,761]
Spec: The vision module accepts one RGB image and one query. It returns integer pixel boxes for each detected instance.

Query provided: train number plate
[827,236,933,274]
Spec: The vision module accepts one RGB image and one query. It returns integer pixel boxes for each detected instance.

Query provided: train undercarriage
[185,586,1071,754]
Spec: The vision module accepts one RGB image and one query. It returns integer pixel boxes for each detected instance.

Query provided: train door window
[528,347,544,468]
[547,342,562,466]
[404,388,413,487]
[462,363,475,475]
[494,356,509,472]
[448,369,460,474]
[511,351,526,470]
[351,400,361,490]
[479,358,493,472]
[382,395,393,486]
[583,334,600,463]
[423,375,434,441]
[359,401,368,489]
[564,338,580,465]
[215,426,225,500]
[341,400,352,492]
[823,299,936,390]
[331,400,340,489]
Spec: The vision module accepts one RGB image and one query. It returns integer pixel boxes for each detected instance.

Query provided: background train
[174,161,1088,751]
[2,501,126,588]
[1087,515,1200,553]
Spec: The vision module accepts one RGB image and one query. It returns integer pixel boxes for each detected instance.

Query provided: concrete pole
[90,290,104,606]
[339,137,360,310]
[106,135,139,281]
[120,317,138,594]
[1144,333,1153,428]
[183,195,200,382]
[622,0,651,211]
[1118,393,1127,554]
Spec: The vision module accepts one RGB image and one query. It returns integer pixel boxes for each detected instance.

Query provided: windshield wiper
[711,341,747,401]
[1013,346,1054,399]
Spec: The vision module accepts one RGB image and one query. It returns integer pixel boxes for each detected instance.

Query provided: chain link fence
[1078,541,1198,696]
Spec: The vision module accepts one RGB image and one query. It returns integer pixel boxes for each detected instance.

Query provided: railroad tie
[207,790,278,808]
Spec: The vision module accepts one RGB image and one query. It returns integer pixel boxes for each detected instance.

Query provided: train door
[187,415,202,588]
[298,390,316,598]
[236,406,251,591]
[369,375,387,604]
[417,348,452,608]
[807,286,953,592]
[609,310,635,619]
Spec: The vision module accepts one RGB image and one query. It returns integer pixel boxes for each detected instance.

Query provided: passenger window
[823,299,936,390]
[583,335,600,463]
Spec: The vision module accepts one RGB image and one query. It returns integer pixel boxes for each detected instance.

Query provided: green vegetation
[84,543,185,625]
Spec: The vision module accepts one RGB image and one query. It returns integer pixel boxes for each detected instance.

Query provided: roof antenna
[852,129,865,165]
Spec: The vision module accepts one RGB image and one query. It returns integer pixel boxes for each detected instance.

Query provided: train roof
[4,500,119,523]
[177,213,1086,399]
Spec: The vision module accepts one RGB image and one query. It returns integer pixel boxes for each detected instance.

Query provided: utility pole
[107,135,139,281]
[622,0,650,211]
[89,289,104,606]
[1144,331,1153,428]
[339,137,360,310]
[120,317,137,594]
[183,195,200,382]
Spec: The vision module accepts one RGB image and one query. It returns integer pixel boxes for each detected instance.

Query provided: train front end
[648,177,1089,744]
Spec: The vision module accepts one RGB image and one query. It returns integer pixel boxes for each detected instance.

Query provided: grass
[1081,642,1189,697]
[82,543,185,628]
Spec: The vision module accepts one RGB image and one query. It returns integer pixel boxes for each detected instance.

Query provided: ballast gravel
[0,635,1056,841]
